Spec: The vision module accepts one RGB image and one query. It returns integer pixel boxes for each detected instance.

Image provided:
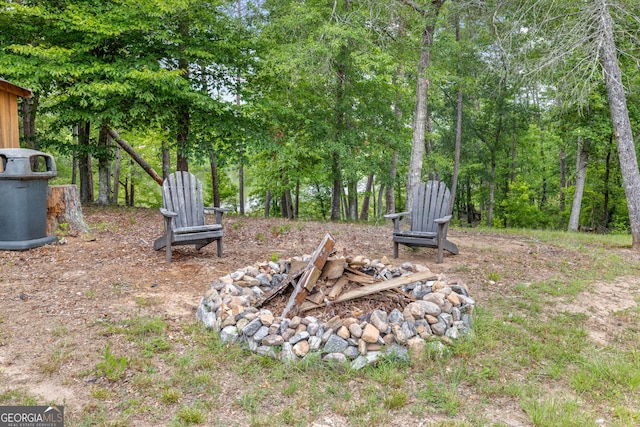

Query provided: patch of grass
[176,405,207,425]
[570,348,640,398]
[90,386,111,400]
[256,232,266,242]
[0,389,39,406]
[383,389,409,410]
[160,388,182,404]
[95,345,128,381]
[123,316,167,339]
[487,271,500,282]
[135,296,162,307]
[270,224,291,236]
[40,342,74,375]
[521,396,597,427]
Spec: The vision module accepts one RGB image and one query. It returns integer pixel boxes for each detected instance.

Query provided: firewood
[327,276,348,301]
[281,233,335,318]
[299,270,436,313]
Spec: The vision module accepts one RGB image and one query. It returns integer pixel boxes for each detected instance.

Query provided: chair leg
[165,233,172,262]
[393,241,399,259]
[217,239,223,257]
[436,225,445,264]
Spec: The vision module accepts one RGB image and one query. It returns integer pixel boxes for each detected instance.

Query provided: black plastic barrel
[0,148,58,250]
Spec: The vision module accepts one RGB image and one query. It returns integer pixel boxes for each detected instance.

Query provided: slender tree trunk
[602,135,613,231]
[176,23,190,172]
[360,173,374,221]
[486,152,496,227]
[239,163,245,215]
[112,145,121,205]
[162,142,170,181]
[596,0,640,248]
[21,96,37,149]
[330,153,342,221]
[451,86,462,213]
[347,179,358,221]
[559,147,566,212]
[72,126,78,185]
[406,26,431,210]
[209,150,221,207]
[449,15,463,213]
[400,0,445,211]
[466,175,473,225]
[96,127,110,205]
[106,128,164,185]
[281,190,293,219]
[294,180,300,218]
[78,121,93,204]
[568,136,589,232]
[264,189,271,218]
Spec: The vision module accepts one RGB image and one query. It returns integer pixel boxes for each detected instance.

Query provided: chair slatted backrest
[410,180,451,233]
[162,171,205,230]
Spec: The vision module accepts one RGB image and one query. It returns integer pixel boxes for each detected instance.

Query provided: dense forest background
[2,0,640,237]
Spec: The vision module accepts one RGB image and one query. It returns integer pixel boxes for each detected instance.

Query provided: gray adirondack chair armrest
[434,215,452,225]
[384,212,410,231]
[204,207,231,225]
[160,208,178,218]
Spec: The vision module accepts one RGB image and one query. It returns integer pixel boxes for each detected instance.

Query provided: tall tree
[397,0,446,210]
[502,0,640,247]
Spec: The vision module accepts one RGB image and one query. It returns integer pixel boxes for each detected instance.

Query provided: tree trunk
[71,126,78,185]
[162,142,170,181]
[596,0,640,248]
[402,0,445,211]
[209,150,221,207]
[559,147,566,212]
[330,153,342,221]
[450,85,462,213]
[568,136,589,232]
[96,127,110,206]
[21,95,37,150]
[239,162,245,215]
[107,128,164,185]
[347,179,358,221]
[111,145,121,205]
[486,152,496,227]
[78,121,93,204]
[360,173,374,221]
[294,180,300,218]
[265,189,271,218]
[602,135,613,231]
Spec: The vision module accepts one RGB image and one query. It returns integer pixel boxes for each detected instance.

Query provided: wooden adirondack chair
[384,180,458,263]
[153,171,229,262]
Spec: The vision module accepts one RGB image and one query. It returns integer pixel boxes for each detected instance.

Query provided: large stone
[262,334,285,346]
[323,353,348,364]
[418,300,441,317]
[293,340,310,357]
[370,310,389,332]
[361,323,380,343]
[242,318,263,337]
[220,326,239,343]
[324,334,349,353]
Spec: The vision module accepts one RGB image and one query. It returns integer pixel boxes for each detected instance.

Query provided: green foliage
[95,345,128,381]
[500,178,550,228]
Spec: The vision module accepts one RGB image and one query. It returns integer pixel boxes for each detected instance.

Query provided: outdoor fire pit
[196,234,475,368]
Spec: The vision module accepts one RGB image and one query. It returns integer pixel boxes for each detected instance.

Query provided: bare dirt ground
[0,206,639,425]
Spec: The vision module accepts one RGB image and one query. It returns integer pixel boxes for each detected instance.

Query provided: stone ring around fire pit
[197,252,475,370]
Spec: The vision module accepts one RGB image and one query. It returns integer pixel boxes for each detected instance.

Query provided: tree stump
[47,185,89,236]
